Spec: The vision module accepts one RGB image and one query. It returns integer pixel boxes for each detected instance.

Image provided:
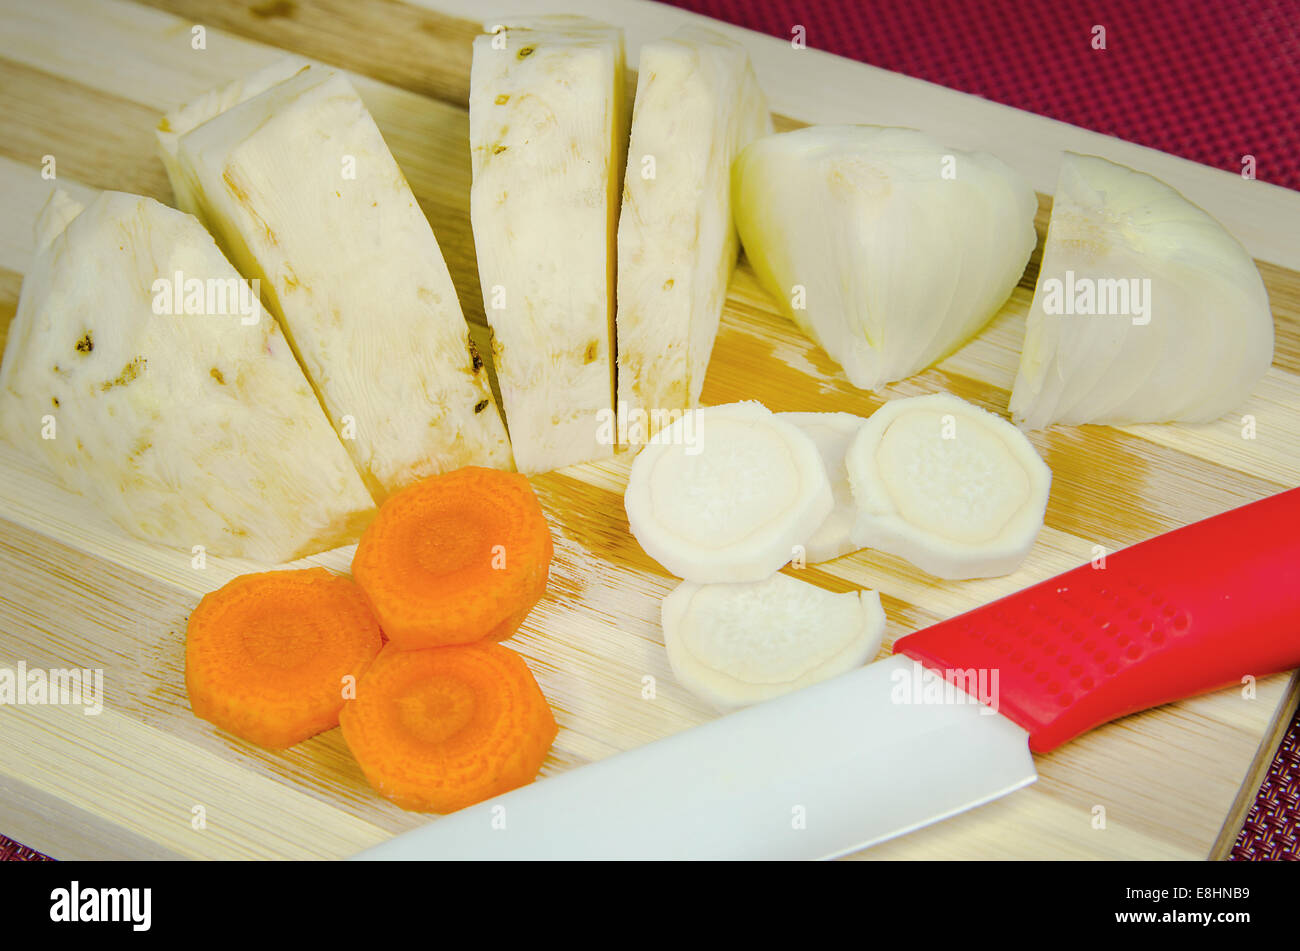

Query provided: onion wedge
[776,411,868,563]
[1009,153,1273,428]
[662,573,886,711]
[733,126,1037,389]
[624,401,832,583]
[846,393,1050,579]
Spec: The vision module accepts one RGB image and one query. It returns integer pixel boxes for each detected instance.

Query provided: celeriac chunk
[158,60,512,497]
[469,17,626,472]
[0,190,375,562]
[617,27,771,438]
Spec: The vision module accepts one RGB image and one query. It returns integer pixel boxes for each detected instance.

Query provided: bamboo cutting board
[1,0,1299,861]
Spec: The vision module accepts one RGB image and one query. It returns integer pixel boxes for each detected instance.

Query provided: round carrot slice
[351,467,553,650]
[185,568,383,749]
[340,642,558,813]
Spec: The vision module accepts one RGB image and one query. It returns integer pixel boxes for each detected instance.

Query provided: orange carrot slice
[340,641,558,813]
[351,466,553,650]
[186,568,383,748]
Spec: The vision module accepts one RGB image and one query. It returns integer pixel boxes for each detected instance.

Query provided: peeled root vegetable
[340,642,557,813]
[1009,153,1273,428]
[186,568,383,748]
[624,402,833,583]
[662,573,886,711]
[351,467,553,650]
[733,125,1037,389]
[616,26,771,436]
[776,411,868,563]
[846,393,1050,579]
[159,60,512,495]
[0,190,375,562]
[468,16,626,472]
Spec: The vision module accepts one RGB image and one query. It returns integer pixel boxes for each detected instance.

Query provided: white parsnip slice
[624,401,833,583]
[0,190,375,563]
[616,27,771,437]
[158,60,512,498]
[776,411,869,563]
[846,393,1051,579]
[469,17,626,472]
[662,573,886,711]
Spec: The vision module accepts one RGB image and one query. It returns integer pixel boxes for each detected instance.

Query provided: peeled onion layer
[662,573,887,711]
[623,401,833,583]
[1010,153,1274,429]
[732,125,1038,389]
[846,393,1051,579]
[775,411,868,563]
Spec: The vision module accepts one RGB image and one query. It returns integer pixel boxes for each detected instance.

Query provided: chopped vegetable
[469,17,626,472]
[662,573,886,711]
[776,411,868,563]
[1009,153,1274,428]
[339,642,557,813]
[624,401,833,582]
[351,467,553,650]
[0,190,375,562]
[732,125,1037,389]
[158,60,513,496]
[185,568,383,748]
[616,26,771,437]
[846,393,1051,579]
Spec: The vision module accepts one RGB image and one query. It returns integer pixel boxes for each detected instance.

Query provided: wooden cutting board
[2,0,1298,860]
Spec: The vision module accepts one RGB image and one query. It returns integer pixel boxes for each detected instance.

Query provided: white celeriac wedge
[624,401,832,583]
[0,190,375,562]
[1009,153,1274,428]
[662,573,886,711]
[776,411,868,563]
[616,27,771,438]
[469,17,626,472]
[158,60,512,498]
[846,393,1050,579]
[733,126,1038,389]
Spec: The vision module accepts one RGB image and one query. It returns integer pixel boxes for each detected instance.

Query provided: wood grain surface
[0,0,1297,860]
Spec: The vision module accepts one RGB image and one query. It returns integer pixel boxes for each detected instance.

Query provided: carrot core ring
[185,568,383,748]
[351,467,553,649]
[340,642,558,813]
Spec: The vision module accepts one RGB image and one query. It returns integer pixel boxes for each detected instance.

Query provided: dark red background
[662,0,1300,190]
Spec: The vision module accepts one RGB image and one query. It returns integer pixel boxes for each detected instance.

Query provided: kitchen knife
[354,486,1300,860]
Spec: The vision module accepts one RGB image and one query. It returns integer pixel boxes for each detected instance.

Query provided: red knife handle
[894,487,1300,753]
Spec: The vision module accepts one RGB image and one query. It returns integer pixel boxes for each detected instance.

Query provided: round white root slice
[846,393,1051,579]
[624,401,833,583]
[776,411,869,564]
[662,573,887,711]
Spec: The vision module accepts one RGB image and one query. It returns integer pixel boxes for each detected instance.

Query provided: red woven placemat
[2,0,1295,863]
[661,0,1300,190]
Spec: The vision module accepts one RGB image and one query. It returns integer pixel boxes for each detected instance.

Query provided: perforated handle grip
[894,488,1300,753]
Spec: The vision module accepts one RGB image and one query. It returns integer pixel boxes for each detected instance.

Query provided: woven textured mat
[663,0,1300,190]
